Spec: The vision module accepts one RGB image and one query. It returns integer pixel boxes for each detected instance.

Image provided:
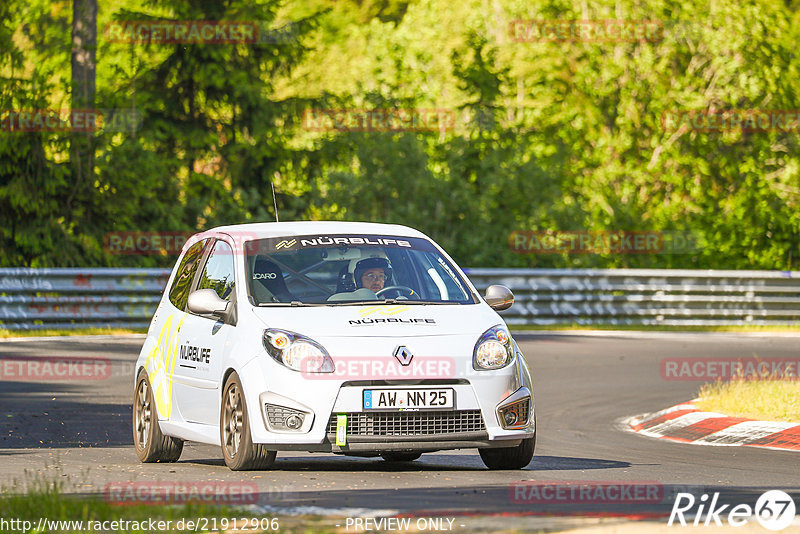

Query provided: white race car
[133,222,535,470]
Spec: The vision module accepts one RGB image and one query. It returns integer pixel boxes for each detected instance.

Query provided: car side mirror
[484,285,514,311]
[187,289,230,319]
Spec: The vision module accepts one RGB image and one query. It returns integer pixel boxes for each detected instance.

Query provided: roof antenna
[271,173,280,222]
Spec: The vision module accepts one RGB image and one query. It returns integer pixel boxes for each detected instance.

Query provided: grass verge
[696,380,800,422]
[0,464,338,533]
[0,484,333,533]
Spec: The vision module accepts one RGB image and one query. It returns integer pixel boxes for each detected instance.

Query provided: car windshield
[244,234,477,305]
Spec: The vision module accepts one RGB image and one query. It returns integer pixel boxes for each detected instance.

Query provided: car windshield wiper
[257,301,327,307]
[381,299,455,305]
[407,300,455,304]
[259,299,459,307]
[325,299,453,306]
[323,300,383,306]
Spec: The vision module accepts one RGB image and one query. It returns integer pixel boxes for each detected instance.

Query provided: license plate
[363,388,454,410]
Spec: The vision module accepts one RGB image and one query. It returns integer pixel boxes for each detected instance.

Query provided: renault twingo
[133,222,535,470]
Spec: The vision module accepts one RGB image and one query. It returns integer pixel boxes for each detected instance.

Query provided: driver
[352,256,392,293]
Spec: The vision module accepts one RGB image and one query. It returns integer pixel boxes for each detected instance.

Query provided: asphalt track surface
[1,332,798,525]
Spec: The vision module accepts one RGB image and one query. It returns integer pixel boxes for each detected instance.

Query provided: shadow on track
[250,484,800,517]
[176,454,632,473]
[70,485,800,518]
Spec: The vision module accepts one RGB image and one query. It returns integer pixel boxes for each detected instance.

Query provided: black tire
[133,369,183,463]
[381,452,422,462]
[479,433,535,470]
[221,372,277,471]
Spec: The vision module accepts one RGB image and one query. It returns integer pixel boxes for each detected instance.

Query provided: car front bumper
[237,347,536,452]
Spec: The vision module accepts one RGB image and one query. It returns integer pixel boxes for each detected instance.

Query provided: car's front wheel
[133,369,183,463]
[221,372,276,471]
[479,432,535,470]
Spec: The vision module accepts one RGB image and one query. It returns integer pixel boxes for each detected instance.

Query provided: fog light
[265,403,309,432]
[497,397,530,429]
[285,415,303,430]
[503,411,517,426]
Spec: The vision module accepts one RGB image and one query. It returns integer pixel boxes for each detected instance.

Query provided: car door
[144,238,210,424]
[172,238,236,426]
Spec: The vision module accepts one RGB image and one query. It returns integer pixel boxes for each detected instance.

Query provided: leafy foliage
[2,0,799,269]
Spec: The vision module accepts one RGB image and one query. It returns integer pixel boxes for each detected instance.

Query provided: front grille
[515,398,531,424]
[327,410,485,437]
[519,399,531,423]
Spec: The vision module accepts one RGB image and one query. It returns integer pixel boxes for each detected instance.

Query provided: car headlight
[473,325,514,370]
[263,329,334,373]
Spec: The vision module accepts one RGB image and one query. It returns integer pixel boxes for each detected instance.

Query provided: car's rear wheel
[133,370,183,463]
[221,372,276,471]
[479,431,535,470]
[381,452,422,462]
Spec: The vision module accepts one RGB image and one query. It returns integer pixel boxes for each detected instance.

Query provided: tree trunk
[69,0,97,216]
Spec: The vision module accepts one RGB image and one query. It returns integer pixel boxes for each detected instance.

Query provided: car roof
[202,221,429,240]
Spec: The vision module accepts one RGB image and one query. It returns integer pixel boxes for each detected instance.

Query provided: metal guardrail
[0,268,170,330]
[1,268,799,330]
[466,268,800,326]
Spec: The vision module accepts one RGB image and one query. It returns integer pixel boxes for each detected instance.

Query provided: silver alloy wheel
[223,383,243,458]
[135,379,151,449]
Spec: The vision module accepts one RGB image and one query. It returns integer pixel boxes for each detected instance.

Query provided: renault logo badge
[393,346,413,366]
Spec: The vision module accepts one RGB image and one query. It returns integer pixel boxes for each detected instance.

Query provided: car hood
[250,303,501,338]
